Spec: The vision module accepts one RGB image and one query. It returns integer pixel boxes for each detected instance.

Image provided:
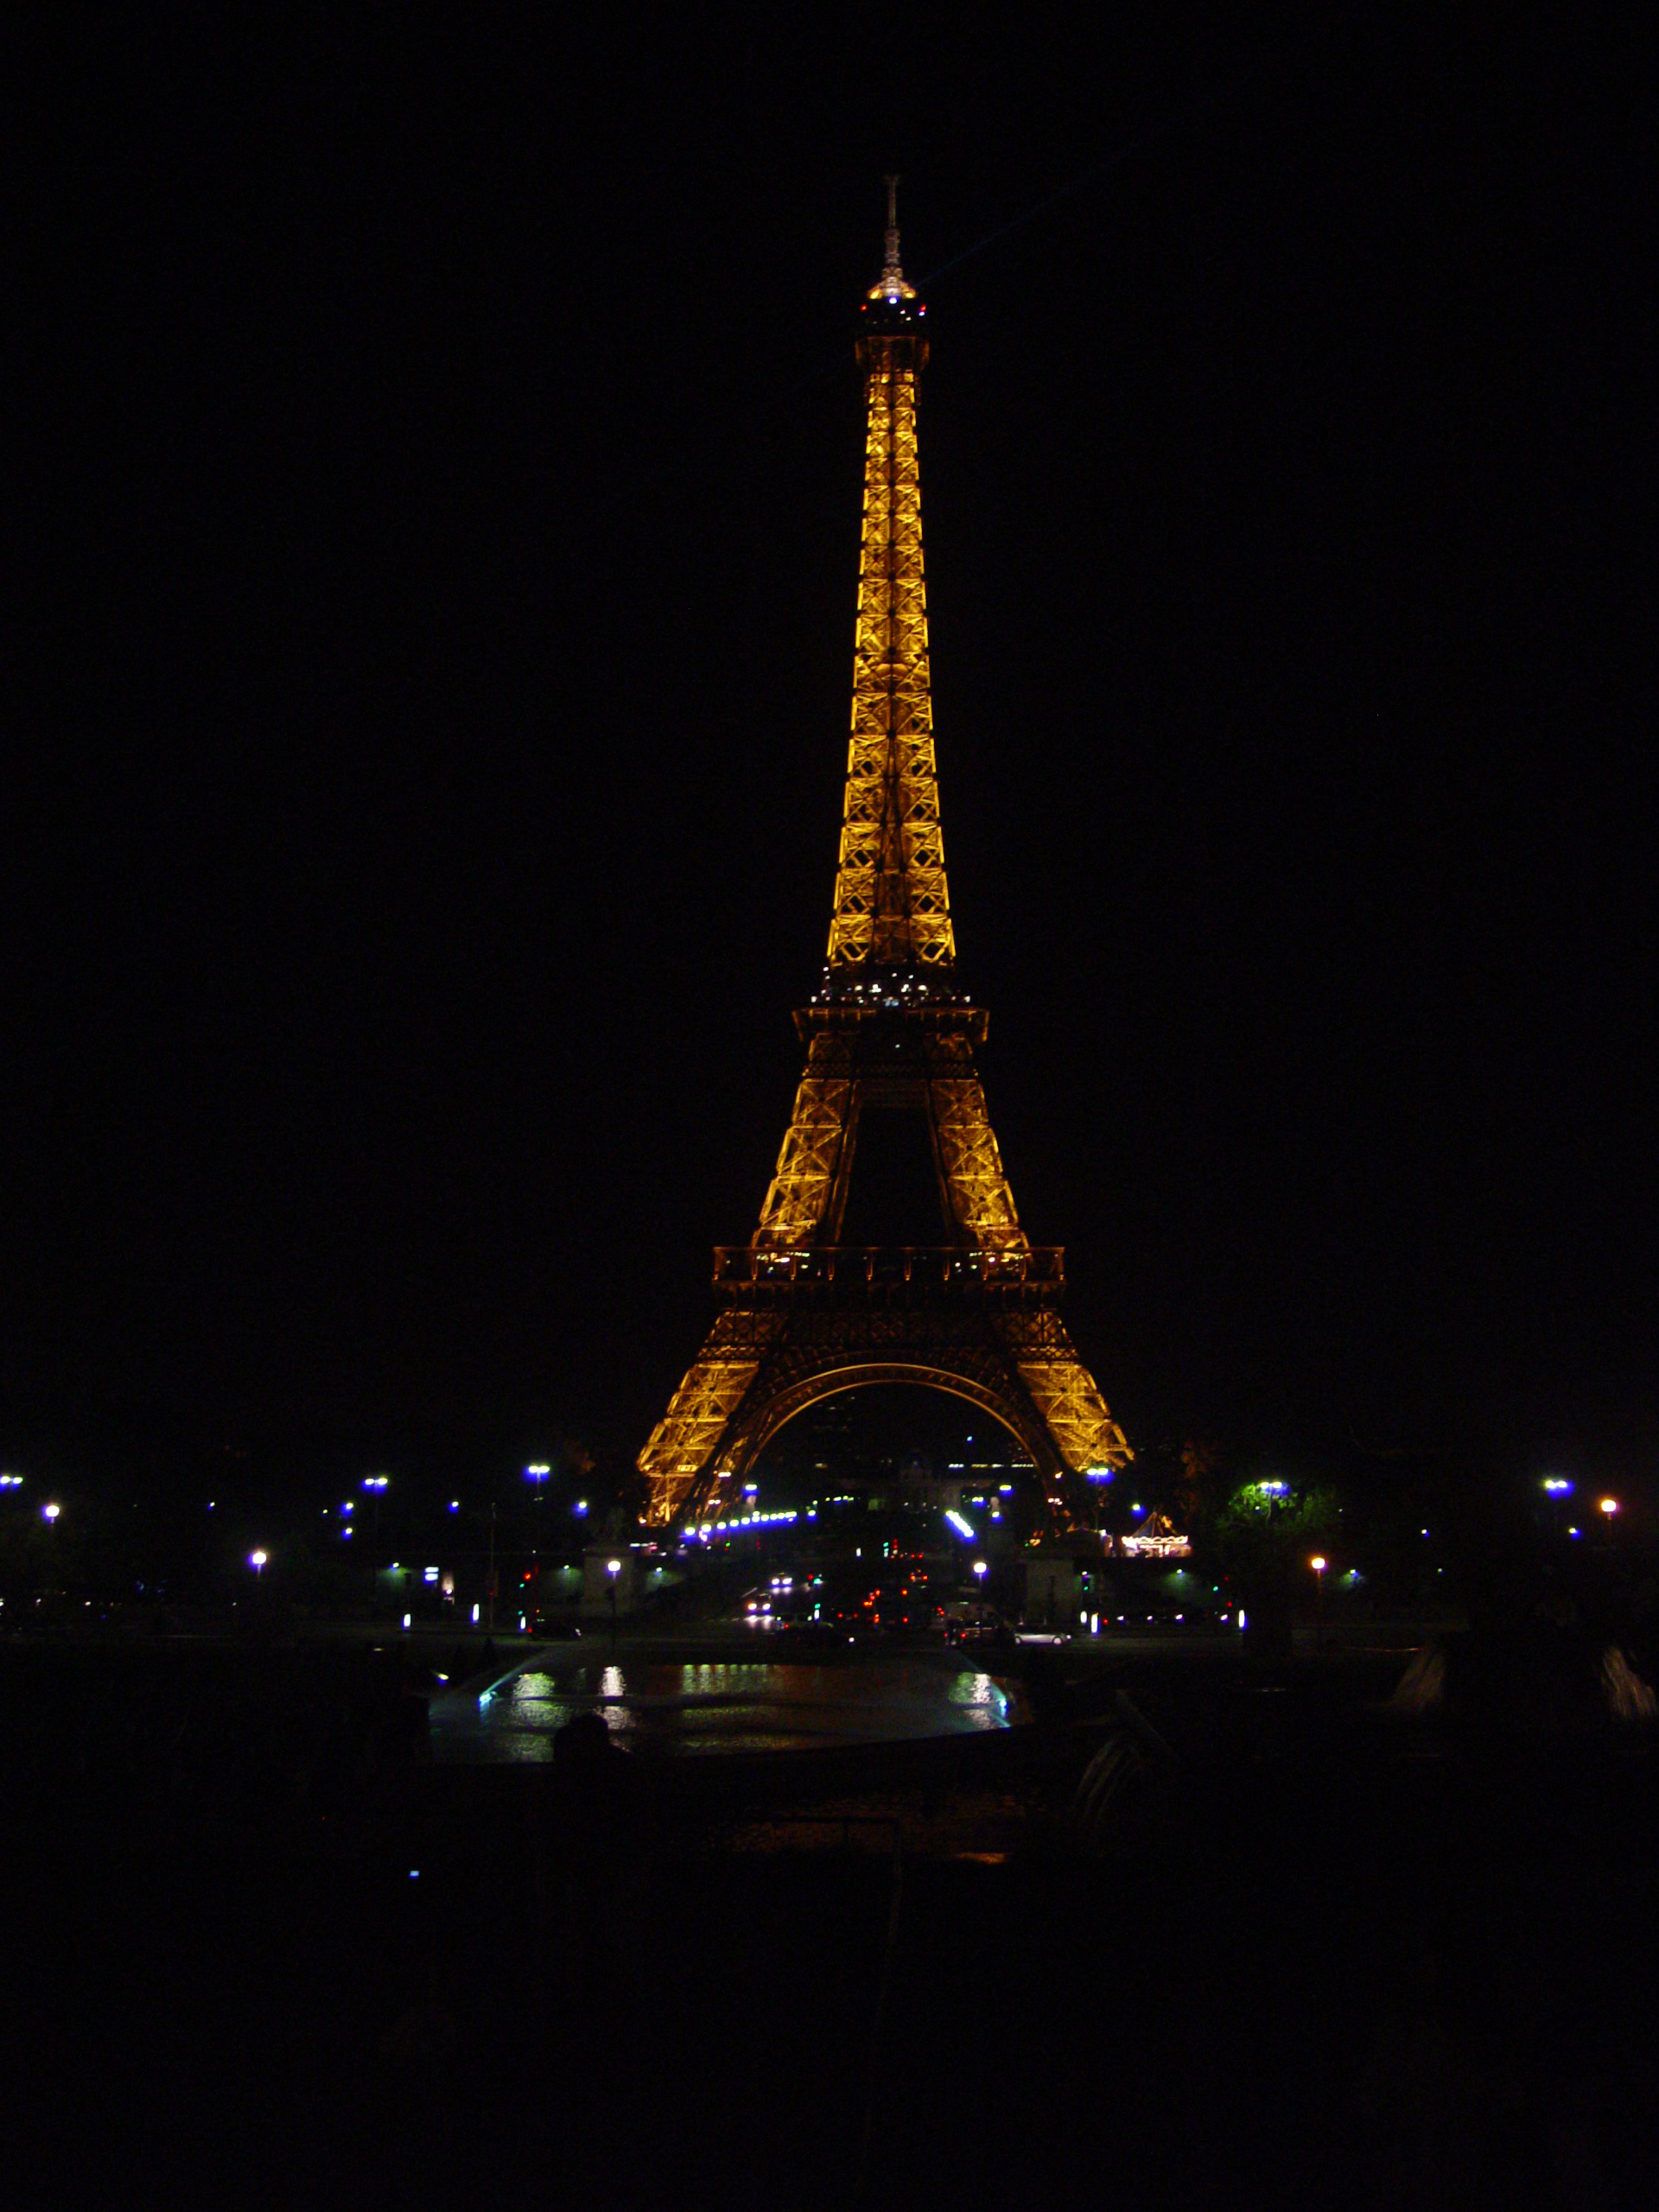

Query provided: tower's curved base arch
[641,1301,1128,1528]
[721,1361,1057,1488]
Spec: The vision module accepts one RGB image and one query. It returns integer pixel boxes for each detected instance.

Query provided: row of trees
[1166,1436,1653,1648]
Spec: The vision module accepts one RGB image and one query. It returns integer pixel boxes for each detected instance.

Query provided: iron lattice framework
[639,188,1130,1529]
[826,294,953,973]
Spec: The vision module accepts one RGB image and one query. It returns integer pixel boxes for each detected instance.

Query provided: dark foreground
[0,1634,1654,2209]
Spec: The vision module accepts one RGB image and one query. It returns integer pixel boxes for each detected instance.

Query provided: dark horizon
[11,8,1650,1502]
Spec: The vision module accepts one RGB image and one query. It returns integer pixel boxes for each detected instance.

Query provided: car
[940,1599,1011,1647]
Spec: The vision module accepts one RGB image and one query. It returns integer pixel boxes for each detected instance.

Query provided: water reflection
[435,1656,1023,1764]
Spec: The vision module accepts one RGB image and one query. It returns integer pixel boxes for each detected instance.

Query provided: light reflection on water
[431,1658,1020,1764]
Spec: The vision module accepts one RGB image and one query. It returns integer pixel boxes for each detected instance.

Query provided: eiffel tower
[639,185,1131,1530]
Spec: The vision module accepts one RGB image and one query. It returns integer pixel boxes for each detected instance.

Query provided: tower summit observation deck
[638,185,1131,1530]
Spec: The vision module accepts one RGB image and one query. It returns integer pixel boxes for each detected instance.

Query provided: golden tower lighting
[638,184,1131,1530]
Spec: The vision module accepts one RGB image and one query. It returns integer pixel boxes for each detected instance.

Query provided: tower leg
[637,1310,786,1528]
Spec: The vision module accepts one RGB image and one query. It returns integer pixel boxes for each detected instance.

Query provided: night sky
[12,6,1650,1497]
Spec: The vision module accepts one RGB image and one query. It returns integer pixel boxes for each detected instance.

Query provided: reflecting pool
[430,1656,1023,1763]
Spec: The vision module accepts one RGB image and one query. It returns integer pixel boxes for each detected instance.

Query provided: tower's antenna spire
[869,174,917,302]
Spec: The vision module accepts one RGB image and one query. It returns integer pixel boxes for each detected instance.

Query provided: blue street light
[360,1477,389,1556]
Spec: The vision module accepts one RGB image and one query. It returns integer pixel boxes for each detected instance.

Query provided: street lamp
[606,1557,621,1651]
[361,1475,389,1556]
[972,1560,988,1586]
[1599,1497,1619,1517]
[250,1549,268,1579]
[524,1465,550,1593]
[1542,1477,1574,1538]
[41,1503,60,1523]
[1310,1555,1327,1651]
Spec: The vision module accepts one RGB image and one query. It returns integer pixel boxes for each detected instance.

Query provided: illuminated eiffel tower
[639,185,1131,1529]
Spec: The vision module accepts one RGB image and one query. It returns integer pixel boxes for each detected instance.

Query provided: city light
[944,1510,977,1541]
[686,1509,799,1540]
[1261,1481,1288,1499]
[573,1500,588,1516]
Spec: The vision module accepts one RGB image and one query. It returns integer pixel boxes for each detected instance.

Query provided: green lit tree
[1211,1477,1342,1656]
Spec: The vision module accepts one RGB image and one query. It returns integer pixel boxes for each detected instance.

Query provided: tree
[1175,1439,1224,1545]
[1211,1477,1342,1658]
